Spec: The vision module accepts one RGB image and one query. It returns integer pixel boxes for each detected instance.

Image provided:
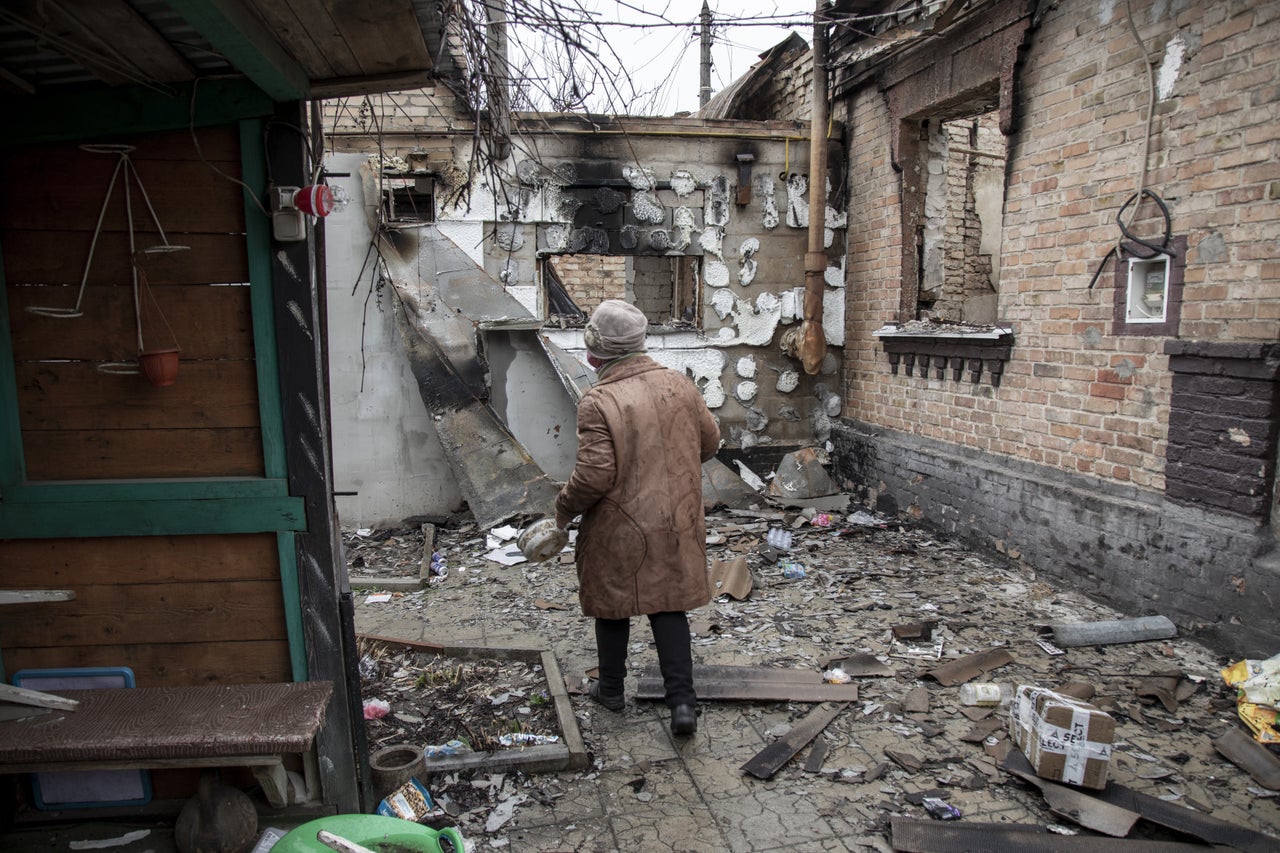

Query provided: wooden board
[741,702,848,779]
[641,664,824,684]
[0,533,279,585]
[17,361,260,430]
[23,427,264,479]
[3,231,248,287]
[2,640,293,687]
[0,579,287,648]
[11,281,256,359]
[0,682,333,765]
[635,677,857,703]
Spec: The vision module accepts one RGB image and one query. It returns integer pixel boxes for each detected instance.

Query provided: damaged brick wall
[549,254,627,315]
[830,420,1280,658]
[831,0,1280,657]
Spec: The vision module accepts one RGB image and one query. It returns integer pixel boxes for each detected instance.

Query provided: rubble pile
[349,504,1280,849]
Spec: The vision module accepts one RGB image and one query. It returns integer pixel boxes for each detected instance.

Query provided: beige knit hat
[584,299,648,359]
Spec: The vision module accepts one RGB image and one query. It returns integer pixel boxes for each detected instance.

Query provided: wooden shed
[0,0,446,819]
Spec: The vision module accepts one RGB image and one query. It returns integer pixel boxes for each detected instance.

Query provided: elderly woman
[555,300,721,736]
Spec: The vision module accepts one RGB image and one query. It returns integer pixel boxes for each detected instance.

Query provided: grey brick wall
[831,419,1280,658]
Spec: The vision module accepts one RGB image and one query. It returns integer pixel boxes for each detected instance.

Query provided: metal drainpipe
[784,0,829,374]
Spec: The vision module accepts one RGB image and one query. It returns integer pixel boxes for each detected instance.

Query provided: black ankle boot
[589,681,624,712]
[671,704,697,735]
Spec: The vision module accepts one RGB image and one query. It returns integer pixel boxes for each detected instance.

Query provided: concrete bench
[0,681,333,807]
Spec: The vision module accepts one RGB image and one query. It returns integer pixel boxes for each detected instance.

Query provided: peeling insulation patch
[623,165,655,190]
[672,207,696,251]
[711,288,735,318]
[633,191,666,224]
[712,292,782,347]
[620,224,639,249]
[739,238,760,286]
[543,184,580,222]
[779,288,800,324]
[494,222,524,251]
[648,230,670,250]
[823,287,845,347]
[552,162,577,183]
[543,224,570,252]
[775,369,799,393]
[825,206,848,230]
[700,227,724,260]
[825,260,845,288]
[499,259,519,284]
[1158,35,1185,100]
[705,260,730,288]
[745,406,768,432]
[648,349,727,409]
[736,356,757,379]
[735,381,758,402]
[758,176,778,229]
[703,379,726,408]
[786,174,808,228]
[706,175,730,228]
[516,159,541,185]
[671,170,697,196]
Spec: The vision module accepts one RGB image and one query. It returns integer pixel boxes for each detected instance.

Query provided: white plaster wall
[325,154,463,527]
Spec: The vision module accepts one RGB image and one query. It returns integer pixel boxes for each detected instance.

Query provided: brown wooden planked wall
[2,126,262,480]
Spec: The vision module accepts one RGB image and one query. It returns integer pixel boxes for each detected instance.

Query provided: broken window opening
[381,176,436,223]
[541,254,700,329]
[916,111,1006,325]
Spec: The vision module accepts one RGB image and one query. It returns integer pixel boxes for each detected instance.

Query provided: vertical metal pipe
[800,0,829,374]
[700,1,713,108]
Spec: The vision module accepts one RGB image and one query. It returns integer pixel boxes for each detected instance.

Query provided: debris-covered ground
[349,506,1280,851]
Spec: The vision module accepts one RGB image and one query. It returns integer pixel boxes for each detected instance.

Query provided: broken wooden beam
[1213,726,1280,791]
[634,665,857,703]
[741,701,847,780]
[890,816,1211,852]
[924,648,1014,686]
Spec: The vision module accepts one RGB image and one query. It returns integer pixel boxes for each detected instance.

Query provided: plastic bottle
[766,528,792,550]
[958,682,1014,707]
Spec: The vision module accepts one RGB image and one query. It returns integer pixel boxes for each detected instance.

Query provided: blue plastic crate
[11,667,152,810]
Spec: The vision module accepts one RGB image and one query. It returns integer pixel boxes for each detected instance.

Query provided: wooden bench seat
[0,681,332,807]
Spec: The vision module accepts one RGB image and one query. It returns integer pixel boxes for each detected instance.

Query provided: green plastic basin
[272,814,464,853]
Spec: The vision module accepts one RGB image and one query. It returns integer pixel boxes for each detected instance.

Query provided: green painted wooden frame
[0,114,309,678]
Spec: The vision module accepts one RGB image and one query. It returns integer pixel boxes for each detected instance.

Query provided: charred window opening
[542,254,700,327]
[916,111,1006,324]
[381,176,436,223]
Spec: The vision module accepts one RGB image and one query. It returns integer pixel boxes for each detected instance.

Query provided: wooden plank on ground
[1214,726,1280,790]
[641,664,823,684]
[634,676,857,703]
[1002,748,1278,852]
[741,701,847,780]
[924,648,1015,686]
[890,817,1208,852]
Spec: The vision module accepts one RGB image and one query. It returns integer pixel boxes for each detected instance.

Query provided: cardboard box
[1009,685,1115,789]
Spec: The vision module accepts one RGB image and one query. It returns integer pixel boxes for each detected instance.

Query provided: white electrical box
[270,186,306,242]
[1125,255,1168,323]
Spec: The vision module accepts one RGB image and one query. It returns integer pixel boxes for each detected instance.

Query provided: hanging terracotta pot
[138,347,180,387]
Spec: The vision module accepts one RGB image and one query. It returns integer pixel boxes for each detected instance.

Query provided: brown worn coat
[555,355,721,620]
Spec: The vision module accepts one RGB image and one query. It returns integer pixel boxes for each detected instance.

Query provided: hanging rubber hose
[1088,0,1176,291]
[1087,187,1177,290]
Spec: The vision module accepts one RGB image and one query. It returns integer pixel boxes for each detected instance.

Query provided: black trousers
[594,611,695,708]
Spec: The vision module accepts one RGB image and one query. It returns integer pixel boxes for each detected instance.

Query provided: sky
[511,2,817,116]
